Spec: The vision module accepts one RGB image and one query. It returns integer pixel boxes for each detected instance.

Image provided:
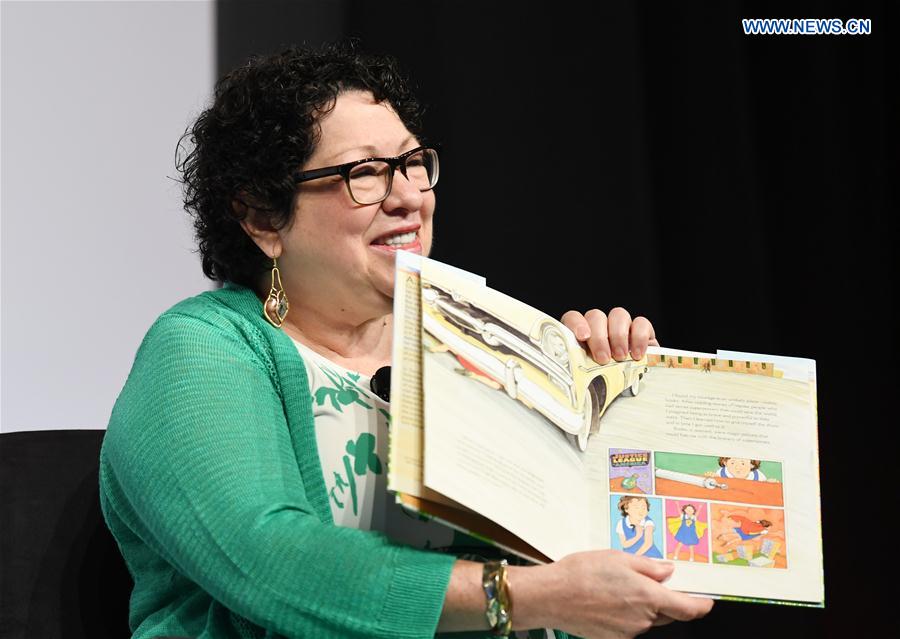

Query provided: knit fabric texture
[99,282,456,638]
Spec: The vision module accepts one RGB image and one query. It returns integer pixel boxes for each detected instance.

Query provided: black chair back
[1,430,132,639]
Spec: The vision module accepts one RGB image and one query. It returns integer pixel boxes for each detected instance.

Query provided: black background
[218,1,894,636]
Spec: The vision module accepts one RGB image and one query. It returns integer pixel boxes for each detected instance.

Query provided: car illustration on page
[421,282,648,451]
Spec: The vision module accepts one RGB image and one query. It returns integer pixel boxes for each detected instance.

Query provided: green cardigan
[100,282,574,639]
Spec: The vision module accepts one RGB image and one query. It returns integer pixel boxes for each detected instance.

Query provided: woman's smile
[370,225,423,254]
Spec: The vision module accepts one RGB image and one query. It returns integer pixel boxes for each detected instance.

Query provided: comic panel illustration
[664,499,710,563]
[709,504,787,569]
[609,495,665,559]
[654,452,783,507]
[608,448,653,494]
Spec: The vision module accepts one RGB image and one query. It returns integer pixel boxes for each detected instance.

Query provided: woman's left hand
[560,308,659,365]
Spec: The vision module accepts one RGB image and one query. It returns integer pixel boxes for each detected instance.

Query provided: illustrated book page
[388,253,823,606]
[585,349,821,605]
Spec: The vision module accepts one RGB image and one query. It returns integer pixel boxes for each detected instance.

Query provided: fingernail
[633,348,643,359]
[614,348,625,360]
[576,327,589,341]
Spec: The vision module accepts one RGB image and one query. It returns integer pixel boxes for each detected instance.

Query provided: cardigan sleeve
[101,311,456,638]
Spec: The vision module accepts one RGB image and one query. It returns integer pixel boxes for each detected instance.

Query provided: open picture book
[387,252,823,607]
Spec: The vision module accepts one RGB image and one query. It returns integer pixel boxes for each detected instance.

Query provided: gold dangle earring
[263,256,289,328]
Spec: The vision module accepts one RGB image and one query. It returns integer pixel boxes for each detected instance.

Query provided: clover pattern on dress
[313,365,373,412]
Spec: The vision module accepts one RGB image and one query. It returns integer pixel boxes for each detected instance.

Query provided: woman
[99,43,712,638]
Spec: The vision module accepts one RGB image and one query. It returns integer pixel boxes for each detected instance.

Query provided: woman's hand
[561,308,658,364]
[510,550,714,638]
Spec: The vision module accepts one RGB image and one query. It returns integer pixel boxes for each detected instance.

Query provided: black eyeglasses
[293,146,440,205]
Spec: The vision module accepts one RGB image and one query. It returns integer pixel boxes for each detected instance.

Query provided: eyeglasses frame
[292,145,440,205]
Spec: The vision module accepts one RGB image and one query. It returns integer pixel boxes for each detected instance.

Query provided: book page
[587,348,822,605]
[387,252,428,497]
[387,251,486,504]
[419,259,590,561]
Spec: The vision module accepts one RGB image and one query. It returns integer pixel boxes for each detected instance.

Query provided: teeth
[379,231,417,246]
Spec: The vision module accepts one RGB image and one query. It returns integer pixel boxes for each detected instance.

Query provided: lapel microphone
[370,366,392,402]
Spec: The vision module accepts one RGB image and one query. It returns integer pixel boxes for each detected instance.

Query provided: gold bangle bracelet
[482,559,513,636]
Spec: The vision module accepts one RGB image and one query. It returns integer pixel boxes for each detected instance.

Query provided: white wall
[1,0,215,432]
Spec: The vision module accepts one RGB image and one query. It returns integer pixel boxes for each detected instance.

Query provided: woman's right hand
[510,550,714,638]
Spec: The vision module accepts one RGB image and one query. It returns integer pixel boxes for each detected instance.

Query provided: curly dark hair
[176,42,425,289]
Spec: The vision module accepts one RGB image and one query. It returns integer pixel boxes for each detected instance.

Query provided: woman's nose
[381,168,425,212]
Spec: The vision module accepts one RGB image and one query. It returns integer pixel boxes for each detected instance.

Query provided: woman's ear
[233,194,282,258]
